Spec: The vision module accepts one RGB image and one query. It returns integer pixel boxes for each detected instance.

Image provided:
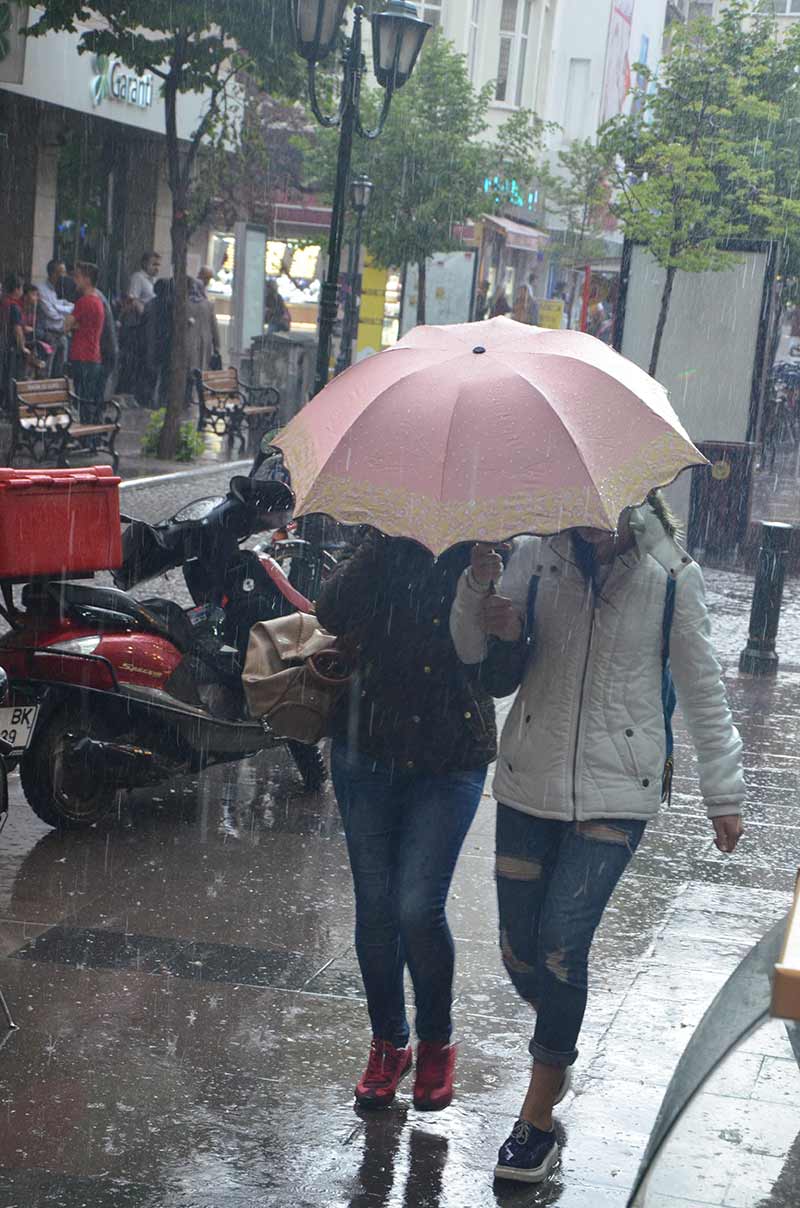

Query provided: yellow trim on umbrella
[277,427,707,555]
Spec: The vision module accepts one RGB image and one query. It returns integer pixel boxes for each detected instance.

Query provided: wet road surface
[1,471,799,1207]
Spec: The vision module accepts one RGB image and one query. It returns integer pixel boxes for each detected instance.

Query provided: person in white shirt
[127,252,161,315]
[36,259,70,376]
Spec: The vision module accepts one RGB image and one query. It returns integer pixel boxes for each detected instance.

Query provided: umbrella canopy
[274,316,706,556]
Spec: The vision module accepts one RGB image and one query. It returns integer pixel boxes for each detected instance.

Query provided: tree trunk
[416,259,427,326]
[649,264,676,379]
[158,66,187,461]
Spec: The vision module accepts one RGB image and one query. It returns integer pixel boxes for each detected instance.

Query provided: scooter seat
[24,582,196,653]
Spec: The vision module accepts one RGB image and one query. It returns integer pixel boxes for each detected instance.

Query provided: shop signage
[90,53,154,110]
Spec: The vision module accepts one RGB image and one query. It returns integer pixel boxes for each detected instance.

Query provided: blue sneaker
[494,1118,559,1183]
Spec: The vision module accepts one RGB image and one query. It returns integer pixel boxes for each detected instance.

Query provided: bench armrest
[240,382,279,409]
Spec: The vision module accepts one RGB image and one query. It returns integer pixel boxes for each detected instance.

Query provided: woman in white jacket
[449,495,745,1185]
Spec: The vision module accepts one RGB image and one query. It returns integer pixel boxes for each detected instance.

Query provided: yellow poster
[357,256,389,359]
[538,299,564,330]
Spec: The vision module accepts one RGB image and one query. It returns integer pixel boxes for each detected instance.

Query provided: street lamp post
[290,0,430,397]
[335,173,373,375]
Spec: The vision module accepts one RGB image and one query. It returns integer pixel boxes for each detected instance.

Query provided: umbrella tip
[473,346,486,355]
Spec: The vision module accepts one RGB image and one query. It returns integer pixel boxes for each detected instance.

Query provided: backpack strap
[661,576,677,804]
[523,573,540,645]
[662,575,676,664]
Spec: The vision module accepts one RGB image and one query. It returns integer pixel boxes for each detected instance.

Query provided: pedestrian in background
[315,532,497,1113]
[21,284,50,376]
[36,259,70,376]
[1,273,26,400]
[264,278,291,334]
[144,277,174,410]
[96,285,119,402]
[187,272,221,389]
[450,496,745,1185]
[513,272,539,325]
[126,252,161,406]
[128,252,161,312]
[491,286,511,318]
[474,279,491,322]
[65,262,106,421]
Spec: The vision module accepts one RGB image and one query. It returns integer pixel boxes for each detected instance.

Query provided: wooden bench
[10,378,120,472]
[194,367,279,454]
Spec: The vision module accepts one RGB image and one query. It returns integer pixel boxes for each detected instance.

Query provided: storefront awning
[482,215,548,252]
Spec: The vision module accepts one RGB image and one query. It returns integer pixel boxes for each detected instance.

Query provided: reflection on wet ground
[1,647,800,1203]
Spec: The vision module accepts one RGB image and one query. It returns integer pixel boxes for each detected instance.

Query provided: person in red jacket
[65,262,105,420]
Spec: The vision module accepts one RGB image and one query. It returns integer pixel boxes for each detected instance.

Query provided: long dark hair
[571,490,680,588]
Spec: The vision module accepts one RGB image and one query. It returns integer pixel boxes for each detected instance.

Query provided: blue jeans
[496,805,646,1068]
[70,361,105,422]
[331,740,486,1048]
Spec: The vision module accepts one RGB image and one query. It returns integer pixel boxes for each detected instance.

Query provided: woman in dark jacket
[316,531,496,1112]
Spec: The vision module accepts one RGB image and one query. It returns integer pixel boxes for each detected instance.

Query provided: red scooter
[0,473,334,830]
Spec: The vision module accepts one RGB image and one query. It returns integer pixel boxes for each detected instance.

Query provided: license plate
[0,705,39,754]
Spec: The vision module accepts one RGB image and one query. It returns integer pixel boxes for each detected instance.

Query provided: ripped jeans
[495,805,646,1069]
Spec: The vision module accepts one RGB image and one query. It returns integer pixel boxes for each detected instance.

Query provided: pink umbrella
[274,316,706,556]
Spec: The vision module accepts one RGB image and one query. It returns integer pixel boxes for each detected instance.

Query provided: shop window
[422,2,443,27]
[495,0,533,106]
[772,0,800,12]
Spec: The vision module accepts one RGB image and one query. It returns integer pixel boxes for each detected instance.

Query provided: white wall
[439,0,666,148]
[620,245,769,445]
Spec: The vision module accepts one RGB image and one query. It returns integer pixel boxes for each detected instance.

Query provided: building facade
[432,0,668,145]
[0,14,215,293]
[396,1,667,333]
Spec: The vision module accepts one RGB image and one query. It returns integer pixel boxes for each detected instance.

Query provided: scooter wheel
[20,707,122,830]
[286,740,328,794]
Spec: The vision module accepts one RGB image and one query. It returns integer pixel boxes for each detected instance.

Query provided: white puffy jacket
[449,517,745,822]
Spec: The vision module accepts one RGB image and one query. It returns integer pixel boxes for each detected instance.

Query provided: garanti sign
[90,53,154,110]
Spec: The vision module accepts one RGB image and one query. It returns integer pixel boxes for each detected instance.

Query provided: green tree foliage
[27,2,303,457]
[309,32,493,323]
[603,0,800,377]
[485,108,552,216]
[349,31,490,324]
[548,138,615,265]
[310,32,550,325]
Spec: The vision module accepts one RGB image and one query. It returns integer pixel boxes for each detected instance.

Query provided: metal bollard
[739,522,793,676]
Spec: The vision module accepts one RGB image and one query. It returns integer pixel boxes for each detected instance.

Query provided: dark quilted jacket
[316,533,497,775]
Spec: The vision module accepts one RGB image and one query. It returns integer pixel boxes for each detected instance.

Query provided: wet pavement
[0,471,799,1206]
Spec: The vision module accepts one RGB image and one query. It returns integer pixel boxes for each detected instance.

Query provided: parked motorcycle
[0,461,335,830]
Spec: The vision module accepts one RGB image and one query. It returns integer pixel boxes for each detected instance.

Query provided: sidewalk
[114,400,243,480]
[0,581,798,1205]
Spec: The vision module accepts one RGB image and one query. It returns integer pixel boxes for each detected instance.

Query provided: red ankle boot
[413,1041,457,1110]
[355,1038,413,1108]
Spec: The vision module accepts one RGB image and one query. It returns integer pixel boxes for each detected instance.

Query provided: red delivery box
[0,466,123,578]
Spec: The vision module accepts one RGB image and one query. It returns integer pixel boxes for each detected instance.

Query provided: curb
[120,460,250,491]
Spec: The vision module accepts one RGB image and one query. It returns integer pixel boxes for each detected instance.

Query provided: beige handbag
[242,612,353,744]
